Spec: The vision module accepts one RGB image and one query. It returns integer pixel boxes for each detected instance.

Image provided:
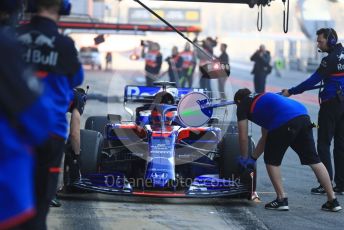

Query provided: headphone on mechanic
[327,28,337,48]
[26,0,71,16]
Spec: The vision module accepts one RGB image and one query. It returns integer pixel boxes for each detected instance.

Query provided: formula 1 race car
[70,82,257,199]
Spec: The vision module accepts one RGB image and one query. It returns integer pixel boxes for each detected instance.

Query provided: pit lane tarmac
[51,191,267,230]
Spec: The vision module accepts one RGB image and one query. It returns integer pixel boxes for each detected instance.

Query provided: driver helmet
[151,109,175,126]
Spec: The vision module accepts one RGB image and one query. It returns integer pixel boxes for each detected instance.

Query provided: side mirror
[177,92,212,127]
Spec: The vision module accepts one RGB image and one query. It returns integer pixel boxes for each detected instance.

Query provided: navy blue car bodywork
[73,85,257,199]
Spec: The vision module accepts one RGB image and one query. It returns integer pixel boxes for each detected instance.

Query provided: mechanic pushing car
[0,0,54,228]
[16,0,84,229]
[282,28,344,196]
[63,88,87,190]
[51,87,87,207]
[234,88,341,212]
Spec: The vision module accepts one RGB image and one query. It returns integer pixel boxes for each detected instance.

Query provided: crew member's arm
[283,57,328,96]
[236,96,251,159]
[285,71,323,96]
[223,53,229,65]
[250,51,259,61]
[236,99,257,170]
[238,119,249,158]
[69,108,81,155]
[176,56,184,70]
[63,37,84,87]
[262,51,271,65]
[141,47,146,58]
[189,52,197,75]
[68,67,84,88]
[156,53,163,73]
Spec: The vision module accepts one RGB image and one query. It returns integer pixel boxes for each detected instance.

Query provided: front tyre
[79,129,103,174]
[218,134,255,178]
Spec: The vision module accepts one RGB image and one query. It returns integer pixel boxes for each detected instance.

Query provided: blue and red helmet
[151,109,176,126]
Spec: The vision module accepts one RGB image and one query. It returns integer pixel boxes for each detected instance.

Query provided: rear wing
[124,85,204,103]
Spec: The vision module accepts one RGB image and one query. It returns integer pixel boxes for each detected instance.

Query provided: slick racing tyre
[79,129,103,174]
[218,133,255,179]
[85,116,109,134]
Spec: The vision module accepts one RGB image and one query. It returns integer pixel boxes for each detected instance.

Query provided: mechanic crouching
[234,88,341,212]
[16,0,84,229]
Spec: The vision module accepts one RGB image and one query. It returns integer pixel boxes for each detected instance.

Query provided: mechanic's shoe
[265,198,289,211]
[321,198,342,212]
[50,197,61,207]
[333,186,344,195]
[311,185,326,195]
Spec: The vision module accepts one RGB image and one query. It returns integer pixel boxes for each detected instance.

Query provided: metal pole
[133,0,216,61]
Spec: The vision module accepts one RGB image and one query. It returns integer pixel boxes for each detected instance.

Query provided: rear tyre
[79,129,103,174]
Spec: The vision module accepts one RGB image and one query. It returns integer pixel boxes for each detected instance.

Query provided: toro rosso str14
[70,82,257,199]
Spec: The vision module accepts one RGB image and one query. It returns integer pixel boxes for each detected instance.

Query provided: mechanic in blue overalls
[283,28,344,196]
[0,0,54,228]
[50,87,87,207]
[16,0,84,229]
[234,88,341,212]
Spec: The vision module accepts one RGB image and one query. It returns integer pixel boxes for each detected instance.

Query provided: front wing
[70,173,255,198]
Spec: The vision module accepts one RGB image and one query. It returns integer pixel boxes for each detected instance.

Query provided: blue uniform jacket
[17,16,84,139]
[237,93,308,131]
[289,43,344,101]
[0,26,53,228]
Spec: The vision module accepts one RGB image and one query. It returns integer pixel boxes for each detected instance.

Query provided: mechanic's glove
[64,142,81,184]
[238,155,257,173]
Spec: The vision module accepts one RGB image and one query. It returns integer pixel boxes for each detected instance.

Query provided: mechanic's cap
[0,0,23,13]
[234,88,251,104]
